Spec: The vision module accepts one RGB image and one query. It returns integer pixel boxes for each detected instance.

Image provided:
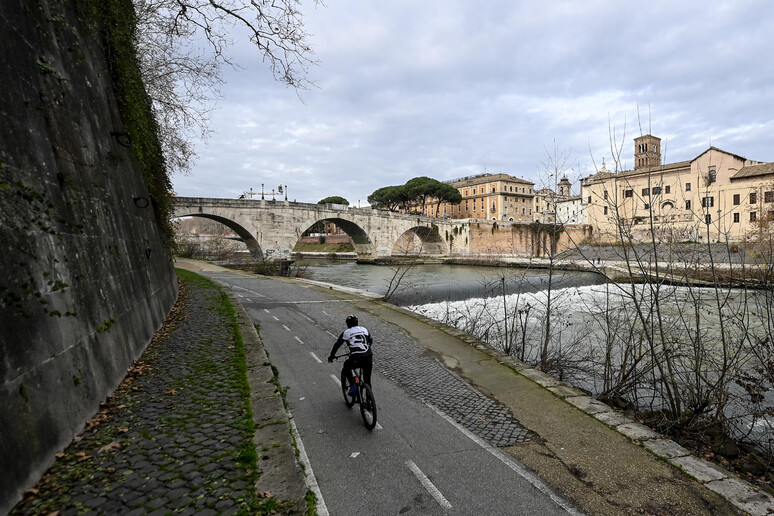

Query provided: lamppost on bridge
[261,183,265,200]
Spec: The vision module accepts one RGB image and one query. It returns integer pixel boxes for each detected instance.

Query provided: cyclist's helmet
[346,315,358,328]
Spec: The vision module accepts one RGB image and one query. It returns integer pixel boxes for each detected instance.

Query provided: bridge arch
[303,217,375,260]
[392,226,448,256]
[173,213,263,259]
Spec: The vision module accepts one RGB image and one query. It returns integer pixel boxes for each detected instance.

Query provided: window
[708,168,717,184]
[522,208,525,215]
[473,188,476,194]
[750,212,758,222]
[624,189,633,198]
[733,213,740,223]
[603,206,608,215]
[588,196,592,204]
[686,182,692,192]
[665,185,671,194]
[642,188,650,196]
[603,190,608,200]
[464,189,468,196]
[765,191,774,203]
[492,187,496,193]
[733,194,740,205]
[705,214,712,225]
[702,196,714,208]
[751,192,758,204]
[685,200,692,210]
[652,186,661,195]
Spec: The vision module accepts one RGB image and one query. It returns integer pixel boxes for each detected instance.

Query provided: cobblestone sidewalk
[11,272,278,515]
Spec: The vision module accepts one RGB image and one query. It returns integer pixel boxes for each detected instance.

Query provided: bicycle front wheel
[341,370,355,408]
[359,383,377,430]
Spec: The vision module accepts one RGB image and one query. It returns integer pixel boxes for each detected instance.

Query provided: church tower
[634,135,661,170]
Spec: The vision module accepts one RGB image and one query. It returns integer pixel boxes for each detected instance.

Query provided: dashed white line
[282,325,291,331]
[289,417,329,516]
[326,330,337,338]
[426,404,584,515]
[327,375,383,430]
[264,309,270,313]
[233,285,265,297]
[310,352,322,363]
[273,316,279,321]
[295,336,304,345]
[405,460,452,509]
[301,314,315,322]
[322,310,330,316]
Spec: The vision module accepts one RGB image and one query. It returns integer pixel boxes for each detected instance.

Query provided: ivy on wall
[95,0,175,249]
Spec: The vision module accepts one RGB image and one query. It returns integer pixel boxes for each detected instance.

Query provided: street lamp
[261,183,265,200]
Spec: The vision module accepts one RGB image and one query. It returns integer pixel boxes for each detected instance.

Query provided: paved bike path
[177,260,771,515]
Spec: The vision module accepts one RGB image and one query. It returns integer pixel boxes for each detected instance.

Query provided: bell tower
[634,134,661,170]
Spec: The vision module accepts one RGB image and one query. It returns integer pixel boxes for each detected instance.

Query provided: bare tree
[133,0,318,174]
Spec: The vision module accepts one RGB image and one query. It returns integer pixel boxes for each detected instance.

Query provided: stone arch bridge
[171,197,472,262]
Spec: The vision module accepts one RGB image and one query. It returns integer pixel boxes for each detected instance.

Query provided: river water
[297,257,774,447]
[296,258,606,306]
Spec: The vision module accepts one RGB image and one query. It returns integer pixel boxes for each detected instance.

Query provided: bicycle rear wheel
[359,383,377,430]
[341,370,355,408]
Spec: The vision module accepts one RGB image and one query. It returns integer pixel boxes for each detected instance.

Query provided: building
[556,194,586,224]
[414,173,536,221]
[581,135,774,243]
[534,176,574,223]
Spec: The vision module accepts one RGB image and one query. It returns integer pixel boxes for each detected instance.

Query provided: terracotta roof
[731,162,774,180]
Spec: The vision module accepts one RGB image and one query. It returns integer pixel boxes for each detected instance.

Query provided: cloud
[173,0,774,207]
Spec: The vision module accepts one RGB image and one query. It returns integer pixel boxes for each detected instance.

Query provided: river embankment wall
[465,221,592,256]
[0,1,177,512]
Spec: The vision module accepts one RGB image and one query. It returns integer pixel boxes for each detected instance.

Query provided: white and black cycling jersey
[342,325,371,354]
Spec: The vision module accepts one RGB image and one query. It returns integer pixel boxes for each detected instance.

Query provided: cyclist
[328,315,373,394]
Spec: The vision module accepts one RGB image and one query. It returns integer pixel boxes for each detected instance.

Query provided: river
[296,257,774,448]
[296,258,606,305]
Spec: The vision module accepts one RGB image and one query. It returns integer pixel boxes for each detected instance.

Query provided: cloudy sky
[172,0,774,206]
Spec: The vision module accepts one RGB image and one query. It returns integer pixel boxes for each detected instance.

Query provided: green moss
[93,0,174,251]
[96,317,115,332]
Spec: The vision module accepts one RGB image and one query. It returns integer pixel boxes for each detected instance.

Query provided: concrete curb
[401,307,774,516]
[229,292,309,514]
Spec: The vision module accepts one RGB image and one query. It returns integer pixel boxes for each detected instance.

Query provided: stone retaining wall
[0,1,177,511]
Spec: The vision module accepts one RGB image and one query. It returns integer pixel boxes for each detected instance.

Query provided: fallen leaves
[98,441,121,454]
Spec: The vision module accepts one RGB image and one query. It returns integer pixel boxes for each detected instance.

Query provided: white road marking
[426,404,584,515]
[328,375,383,430]
[350,452,360,458]
[273,316,279,321]
[322,310,330,316]
[310,352,322,363]
[326,330,337,338]
[264,309,270,313]
[282,325,291,331]
[290,417,329,516]
[405,460,452,509]
[302,314,315,322]
[233,285,265,297]
[295,336,304,344]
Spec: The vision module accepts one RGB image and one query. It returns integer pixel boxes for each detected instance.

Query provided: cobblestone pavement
[12,274,268,515]
[218,274,534,448]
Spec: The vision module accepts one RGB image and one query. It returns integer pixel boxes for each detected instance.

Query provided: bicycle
[333,353,377,430]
